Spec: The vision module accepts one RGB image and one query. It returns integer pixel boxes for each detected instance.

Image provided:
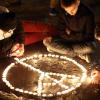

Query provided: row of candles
[2,53,87,97]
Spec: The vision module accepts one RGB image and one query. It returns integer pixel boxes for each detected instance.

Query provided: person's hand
[10,43,24,57]
[90,69,100,84]
[65,28,71,35]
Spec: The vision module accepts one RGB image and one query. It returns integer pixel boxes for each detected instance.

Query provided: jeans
[43,36,96,57]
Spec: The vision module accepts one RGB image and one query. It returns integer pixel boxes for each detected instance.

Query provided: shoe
[78,54,91,63]
[49,8,58,16]
[47,47,54,53]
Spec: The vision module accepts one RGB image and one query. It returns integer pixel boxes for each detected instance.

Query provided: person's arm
[10,19,25,57]
[56,9,67,33]
[12,19,24,44]
[48,8,66,34]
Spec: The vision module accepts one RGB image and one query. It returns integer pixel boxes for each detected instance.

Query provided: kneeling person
[0,11,24,57]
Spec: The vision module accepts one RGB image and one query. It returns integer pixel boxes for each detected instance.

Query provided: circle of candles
[2,53,87,97]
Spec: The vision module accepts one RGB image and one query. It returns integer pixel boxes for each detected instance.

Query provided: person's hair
[61,0,78,7]
[0,12,16,31]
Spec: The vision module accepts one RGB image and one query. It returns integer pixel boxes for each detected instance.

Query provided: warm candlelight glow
[2,53,87,97]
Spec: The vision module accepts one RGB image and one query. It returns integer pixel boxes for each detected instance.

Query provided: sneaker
[78,54,91,63]
[49,8,58,16]
[47,47,54,53]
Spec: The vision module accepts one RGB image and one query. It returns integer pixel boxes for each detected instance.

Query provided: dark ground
[0,0,100,100]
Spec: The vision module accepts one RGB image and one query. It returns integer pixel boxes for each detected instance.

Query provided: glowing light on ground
[2,53,87,97]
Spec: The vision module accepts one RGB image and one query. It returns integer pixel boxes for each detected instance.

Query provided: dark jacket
[0,19,24,54]
[50,3,96,43]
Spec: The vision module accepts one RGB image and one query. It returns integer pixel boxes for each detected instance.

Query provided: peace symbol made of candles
[2,53,87,97]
